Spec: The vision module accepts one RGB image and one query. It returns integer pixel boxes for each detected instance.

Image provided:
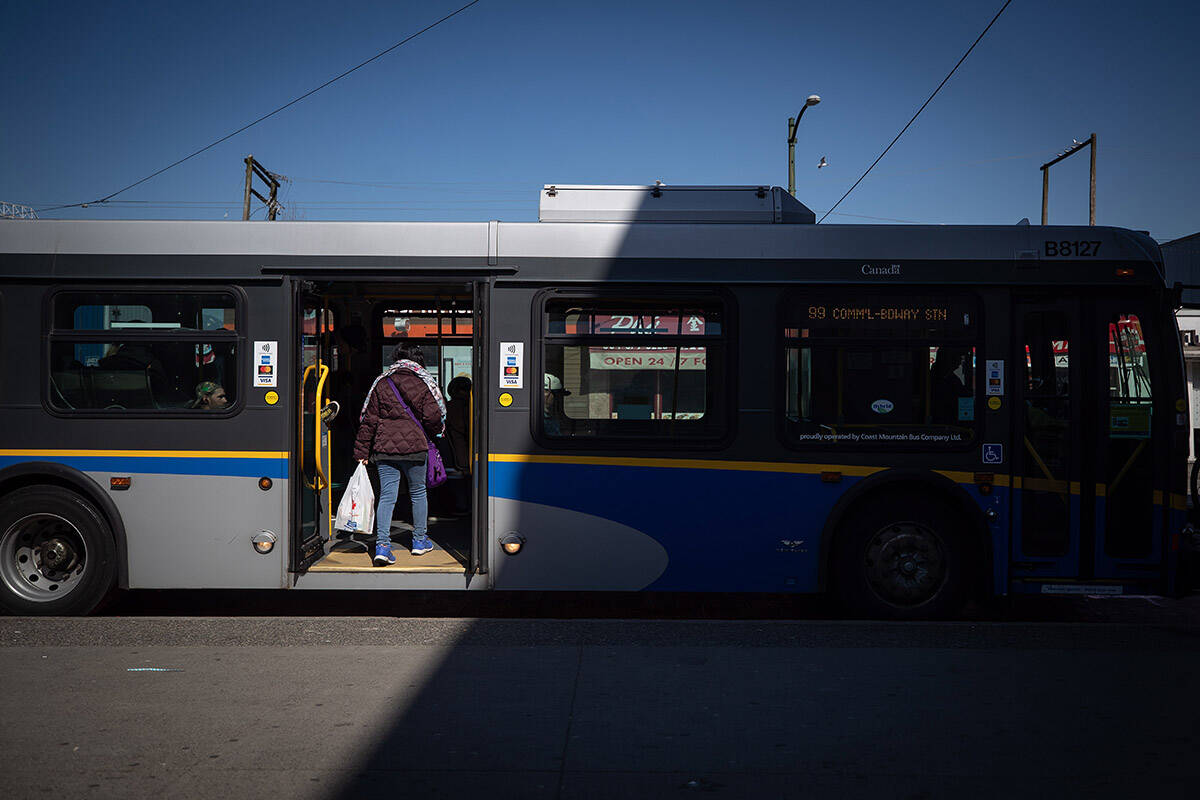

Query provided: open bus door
[294,288,336,572]
[1012,294,1167,593]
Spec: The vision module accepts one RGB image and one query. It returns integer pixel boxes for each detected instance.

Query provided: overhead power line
[35,0,484,214]
[817,0,1013,224]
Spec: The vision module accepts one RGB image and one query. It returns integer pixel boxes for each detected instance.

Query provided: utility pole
[241,155,283,220]
[1040,133,1096,225]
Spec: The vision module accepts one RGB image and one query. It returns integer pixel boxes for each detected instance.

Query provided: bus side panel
[1,282,292,591]
[488,460,840,592]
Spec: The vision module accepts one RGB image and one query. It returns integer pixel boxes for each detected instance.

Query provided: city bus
[0,184,1192,617]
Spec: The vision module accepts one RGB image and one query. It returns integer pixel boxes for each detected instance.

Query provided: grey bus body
[0,185,1186,615]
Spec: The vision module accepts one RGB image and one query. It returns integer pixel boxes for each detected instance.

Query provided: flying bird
[817,157,828,169]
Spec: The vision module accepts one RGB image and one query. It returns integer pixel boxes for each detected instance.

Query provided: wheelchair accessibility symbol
[982,443,1003,465]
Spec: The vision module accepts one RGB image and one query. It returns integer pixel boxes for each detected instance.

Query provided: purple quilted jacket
[353,370,444,460]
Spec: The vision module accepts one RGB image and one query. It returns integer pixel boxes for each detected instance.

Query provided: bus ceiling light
[500,533,525,555]
[252,531,277,554]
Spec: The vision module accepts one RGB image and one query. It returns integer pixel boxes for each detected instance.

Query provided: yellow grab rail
[313,363,329,491]
[300,364,316,490]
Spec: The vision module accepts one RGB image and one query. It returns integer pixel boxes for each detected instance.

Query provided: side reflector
[820,471,842,483]
[110,477,132,490]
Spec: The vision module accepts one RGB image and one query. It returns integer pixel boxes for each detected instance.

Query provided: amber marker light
[820,471,842,483]
[252,531,277,554]
[258,477,273,491]
[110,477,132,490]
[974,473,994,494]
[1115,267,1135,277]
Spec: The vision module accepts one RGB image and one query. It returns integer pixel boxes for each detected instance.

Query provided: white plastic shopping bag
[334,463,375,535]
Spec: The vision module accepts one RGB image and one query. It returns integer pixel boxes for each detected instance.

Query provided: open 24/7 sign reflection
[588,347,707,370]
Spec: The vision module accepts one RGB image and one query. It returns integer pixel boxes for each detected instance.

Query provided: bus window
[1105,312,1154,557]
[540,298,727,441]
[378,302,473,390]
[781,293,979,447]
[47,291,239,412]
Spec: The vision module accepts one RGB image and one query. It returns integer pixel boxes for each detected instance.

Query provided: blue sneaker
[373,544,396,566]
[411,535,434,556]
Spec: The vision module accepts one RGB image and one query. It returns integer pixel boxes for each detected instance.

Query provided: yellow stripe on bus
[488,454,1011,487]
[0,449,289,459]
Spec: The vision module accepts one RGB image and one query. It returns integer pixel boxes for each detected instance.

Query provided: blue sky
[3,0,1197,241]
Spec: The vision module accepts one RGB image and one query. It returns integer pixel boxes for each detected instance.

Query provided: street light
[787,94,821,197]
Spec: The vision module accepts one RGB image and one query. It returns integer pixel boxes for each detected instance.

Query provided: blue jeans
[375,458,427,551]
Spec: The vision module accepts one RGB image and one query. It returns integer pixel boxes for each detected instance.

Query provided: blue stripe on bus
[0,455,288,479]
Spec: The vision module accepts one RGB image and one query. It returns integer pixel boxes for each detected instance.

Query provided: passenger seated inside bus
[187,381,229,410]
[930,346,971,424]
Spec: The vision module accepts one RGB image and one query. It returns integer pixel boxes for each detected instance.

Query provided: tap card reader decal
[255,341,277,387]
[500,342,524,389]
[985,359,1004,396]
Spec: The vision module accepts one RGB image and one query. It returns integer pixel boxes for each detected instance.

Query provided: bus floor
[308,514,470,573]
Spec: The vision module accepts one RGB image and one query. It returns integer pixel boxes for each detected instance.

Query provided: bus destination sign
[788,295,976,340]
[805,304,954,322]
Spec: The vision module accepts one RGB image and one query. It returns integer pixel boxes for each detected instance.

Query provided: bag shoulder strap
[386,377,431,443]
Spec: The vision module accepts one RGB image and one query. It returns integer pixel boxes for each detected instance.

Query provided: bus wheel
[833,497,971,619]
[0,486,117,616]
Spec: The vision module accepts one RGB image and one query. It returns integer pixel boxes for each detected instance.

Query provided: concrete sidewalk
[1,618,1197,799]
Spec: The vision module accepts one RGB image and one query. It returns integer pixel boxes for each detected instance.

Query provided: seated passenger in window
[189,381,229,410]
[930,347,970,424]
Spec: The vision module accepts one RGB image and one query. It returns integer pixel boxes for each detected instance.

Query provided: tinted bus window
[541,298,727,442]
[48,291,239,412]
[782,294,979,447]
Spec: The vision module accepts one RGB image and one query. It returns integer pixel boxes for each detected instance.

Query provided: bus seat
[88,368,156,409]
[50,370,89,409]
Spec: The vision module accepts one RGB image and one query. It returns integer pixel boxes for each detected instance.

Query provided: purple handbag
[386,378,448,488]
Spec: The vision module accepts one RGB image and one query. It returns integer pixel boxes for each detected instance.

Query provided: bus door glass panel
[298,305,334,564]
[1015,307,1079,570]
[1097,310,1160,570]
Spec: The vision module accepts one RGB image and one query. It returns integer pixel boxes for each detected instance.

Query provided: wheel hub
[1,513,88,602]
[864,523,947,607]
[40,537,78,572]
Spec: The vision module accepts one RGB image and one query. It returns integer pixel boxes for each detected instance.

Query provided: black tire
[0,486,118,616]
[832,493,973,620]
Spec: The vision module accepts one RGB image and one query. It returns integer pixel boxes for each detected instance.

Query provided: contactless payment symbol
[982,443,1003,465]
